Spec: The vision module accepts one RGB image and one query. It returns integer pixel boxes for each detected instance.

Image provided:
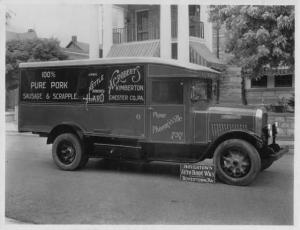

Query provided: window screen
[274,75,293,87]
[251,76,267,88]
[152,81,183,104]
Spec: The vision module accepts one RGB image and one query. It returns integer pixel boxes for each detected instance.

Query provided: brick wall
[268,113,294,139]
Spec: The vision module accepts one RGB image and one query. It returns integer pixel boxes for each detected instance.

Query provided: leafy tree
[209,5,294,78]
[6,38,68,90]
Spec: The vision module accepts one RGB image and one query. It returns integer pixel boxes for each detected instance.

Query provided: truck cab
[19,57,288,186]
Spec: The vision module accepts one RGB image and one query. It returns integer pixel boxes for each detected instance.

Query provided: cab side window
[152,80,183,104]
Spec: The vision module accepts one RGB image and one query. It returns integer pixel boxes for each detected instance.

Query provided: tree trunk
[241,75,248,105]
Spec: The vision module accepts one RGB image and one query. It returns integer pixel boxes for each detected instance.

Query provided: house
[62,35,102,59]
[99,4,245,104]
[244,67,294,105]
[94,4,293,106]
[210,20,294,106]
[105,5,224,71]
[6,28,37,41]
[93,4,240,103]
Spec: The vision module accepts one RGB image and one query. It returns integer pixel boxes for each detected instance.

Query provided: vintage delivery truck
[18,57,288,186]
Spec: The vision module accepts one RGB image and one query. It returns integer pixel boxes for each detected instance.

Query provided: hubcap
[57,141,76,165]
[221,149,250,178]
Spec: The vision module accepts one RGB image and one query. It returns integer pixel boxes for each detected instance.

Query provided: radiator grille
[211,123,248,137]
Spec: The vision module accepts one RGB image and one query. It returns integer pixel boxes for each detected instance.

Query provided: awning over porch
[189,41,225,71]
[242,66,294,78]
[107,40,225,71]
[107,40,160,58]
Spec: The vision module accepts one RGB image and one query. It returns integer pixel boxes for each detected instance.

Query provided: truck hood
[207,106,258,116]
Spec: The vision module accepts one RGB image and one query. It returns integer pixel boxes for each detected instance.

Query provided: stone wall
[246,88,294,105]
[268,113,294,139]
[219,66,243,104]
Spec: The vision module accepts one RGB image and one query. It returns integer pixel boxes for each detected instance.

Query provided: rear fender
[47,122,85,144]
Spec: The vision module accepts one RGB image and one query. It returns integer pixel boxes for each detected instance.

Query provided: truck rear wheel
[52,133,88,170]
[213,139,261,186]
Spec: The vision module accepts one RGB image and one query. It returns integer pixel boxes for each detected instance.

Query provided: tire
[213,139,261,186]
[261,158,274,171]
[52,133,88,170]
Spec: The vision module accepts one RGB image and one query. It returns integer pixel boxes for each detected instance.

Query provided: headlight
[255,109,263,134]
[272,122,278,135]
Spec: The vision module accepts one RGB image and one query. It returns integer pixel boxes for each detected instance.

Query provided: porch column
[102,4,113,58]
[177,4,189,63]
[89,5,100,59]
[160,4,171,59]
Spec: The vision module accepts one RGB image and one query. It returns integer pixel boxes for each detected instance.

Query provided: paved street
[5,132,294,225]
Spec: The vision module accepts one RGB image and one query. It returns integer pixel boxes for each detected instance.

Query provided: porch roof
[107,40,225,71]
[190,41,225,71]
[107,40,160,58]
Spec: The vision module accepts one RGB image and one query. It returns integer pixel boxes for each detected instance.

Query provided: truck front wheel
[52,133,88,170]
[213,139,261,186]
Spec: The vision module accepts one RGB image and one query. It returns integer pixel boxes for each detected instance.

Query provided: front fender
[204,129,264,158]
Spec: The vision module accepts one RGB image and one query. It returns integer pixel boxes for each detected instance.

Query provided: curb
[5,217,30,224]
[6,130,37,136]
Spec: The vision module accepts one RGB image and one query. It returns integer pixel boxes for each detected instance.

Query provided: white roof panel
[19,57,220,74]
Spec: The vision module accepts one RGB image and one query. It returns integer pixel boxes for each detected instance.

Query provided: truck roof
[19,57,220,75]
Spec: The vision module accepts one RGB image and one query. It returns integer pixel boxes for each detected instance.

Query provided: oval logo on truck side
[136,114,141,120]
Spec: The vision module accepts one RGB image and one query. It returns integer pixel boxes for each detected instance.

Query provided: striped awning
[107,40,160,57]
[107,40,225,72]
[242,66,294,77]
[189,41,225,71]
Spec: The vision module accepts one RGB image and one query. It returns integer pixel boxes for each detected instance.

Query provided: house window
[189,5,200,17]
[189,5,203,38]
[171,43,177,59]
[136,10,149,41]
[251,76,268,88]
[152,81,183,104]
[274,75,293,88]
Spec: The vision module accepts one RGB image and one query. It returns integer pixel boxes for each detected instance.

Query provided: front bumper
[265,143,289,161]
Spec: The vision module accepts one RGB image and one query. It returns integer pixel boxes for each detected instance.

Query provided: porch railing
[113,23,160,44]
[113,21,204,44]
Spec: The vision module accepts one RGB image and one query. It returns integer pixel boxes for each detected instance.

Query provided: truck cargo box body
[19,58,219,145]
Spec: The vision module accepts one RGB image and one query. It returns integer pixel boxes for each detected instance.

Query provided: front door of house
[136,10,149,41]
[149,79,185,143]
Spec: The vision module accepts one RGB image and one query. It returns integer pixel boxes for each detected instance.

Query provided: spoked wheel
[214,139,261,186]
[57,140,76,165]
[52,133,88,170]
[221,148,251,178]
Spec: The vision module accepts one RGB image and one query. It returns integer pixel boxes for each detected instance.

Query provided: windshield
[191,79,217,105]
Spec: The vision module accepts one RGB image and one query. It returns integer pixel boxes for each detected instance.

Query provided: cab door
[148,79,185,143]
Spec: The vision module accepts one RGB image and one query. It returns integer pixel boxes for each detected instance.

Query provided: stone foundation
[268,113,294,139]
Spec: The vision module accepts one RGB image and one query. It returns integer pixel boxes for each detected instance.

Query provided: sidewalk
[6,121,18,132]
